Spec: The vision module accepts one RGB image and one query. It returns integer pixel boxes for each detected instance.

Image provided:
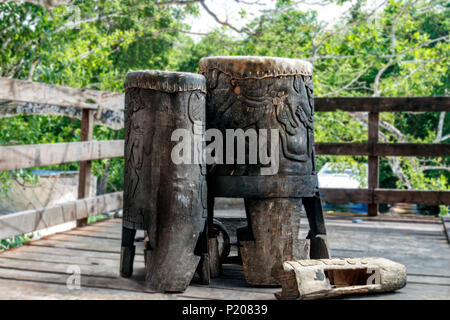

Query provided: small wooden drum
[121,70,208,292]
[200,56,330,286]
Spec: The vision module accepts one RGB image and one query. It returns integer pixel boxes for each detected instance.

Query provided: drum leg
[236,198,255,265]
[239,198,308,286]
[207,194,223,278]
[195,220,210,285]
[198,190,216,283]
[120,226,136,278]
[303,194,331,259]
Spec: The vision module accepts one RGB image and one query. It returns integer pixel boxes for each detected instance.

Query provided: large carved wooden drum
[199,56,330,286]
[121,70,208,292]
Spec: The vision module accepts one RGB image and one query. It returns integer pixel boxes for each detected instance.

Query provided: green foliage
[0,233,35,251]
[440,205,449,217]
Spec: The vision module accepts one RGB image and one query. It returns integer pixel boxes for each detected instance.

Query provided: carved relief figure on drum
[200,56,316,178]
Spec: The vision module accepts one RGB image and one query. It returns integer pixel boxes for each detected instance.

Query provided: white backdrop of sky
[185,0,386,41]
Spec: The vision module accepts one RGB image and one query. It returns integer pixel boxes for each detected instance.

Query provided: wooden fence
[0,77,449,239]
[315,97,450,216]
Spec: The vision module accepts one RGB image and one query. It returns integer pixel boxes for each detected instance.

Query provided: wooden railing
[0,78,449,239]
[0,78,124,239]
[314,97,450,216]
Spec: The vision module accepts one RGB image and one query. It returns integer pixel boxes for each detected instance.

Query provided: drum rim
[199,55,313,79]
[125,70,206,93]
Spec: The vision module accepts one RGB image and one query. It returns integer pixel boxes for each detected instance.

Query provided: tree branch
[199,0,255,35]
[54,13,123,33]
[154,0,200,6]
[313,0,387,55]
[434,112,446,143]
[322,66,371,97]
[27,57,40,81]
[372,59,393,97]
[419,166,450,172]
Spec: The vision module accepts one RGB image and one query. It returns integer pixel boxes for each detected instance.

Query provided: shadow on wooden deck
[0,217,449,300]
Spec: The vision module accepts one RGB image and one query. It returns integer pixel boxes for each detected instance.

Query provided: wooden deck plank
[0,250,142,267]
[1,217,449,300]
[341,283,450,300]
[0,279,174,300]
[4,243,142,261]
[44,233,122,246]
[0,256,123,278]
[0,266,274,300]
[60,231,122,240]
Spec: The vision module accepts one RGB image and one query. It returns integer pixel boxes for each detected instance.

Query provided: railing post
[77,108,94,227]
[368,111,379,216]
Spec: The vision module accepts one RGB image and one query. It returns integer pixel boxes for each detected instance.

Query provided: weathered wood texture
[0,218,449,300]
[1,140,446,172]
[200,56,319,198]
[0,192,122,239]
[77,109,94,227]
[315,97,450,112]
[239,198,308,286]
[208,237,222,278]
[319,188,371,203]
[0,77,123,111]
[276,257,407,300]
[0,140,124,171]
[315,142,450,156]
[368,112,379,216]
[123,71,208,292]
[373,189,450,205]
[320,188,450,205]
[0,101,124,130]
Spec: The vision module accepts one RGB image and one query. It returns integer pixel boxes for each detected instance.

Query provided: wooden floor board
[0,217,449,300]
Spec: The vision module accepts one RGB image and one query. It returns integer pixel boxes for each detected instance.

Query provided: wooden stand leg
[207,193,225,278]
[120,227,136,278]
[196,190,216,284]
[303,194,331,259]
[208,236,221,278]
[239,198,309,287]
[195,220,210,285]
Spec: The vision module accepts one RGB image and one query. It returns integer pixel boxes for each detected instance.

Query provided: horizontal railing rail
[0,77,123,111]
[0,192,123,239]
[3,141,447,170]
[315,97,450,112]
[0,140,124,171]
[319,188,450,206]
[315,142,450,157]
